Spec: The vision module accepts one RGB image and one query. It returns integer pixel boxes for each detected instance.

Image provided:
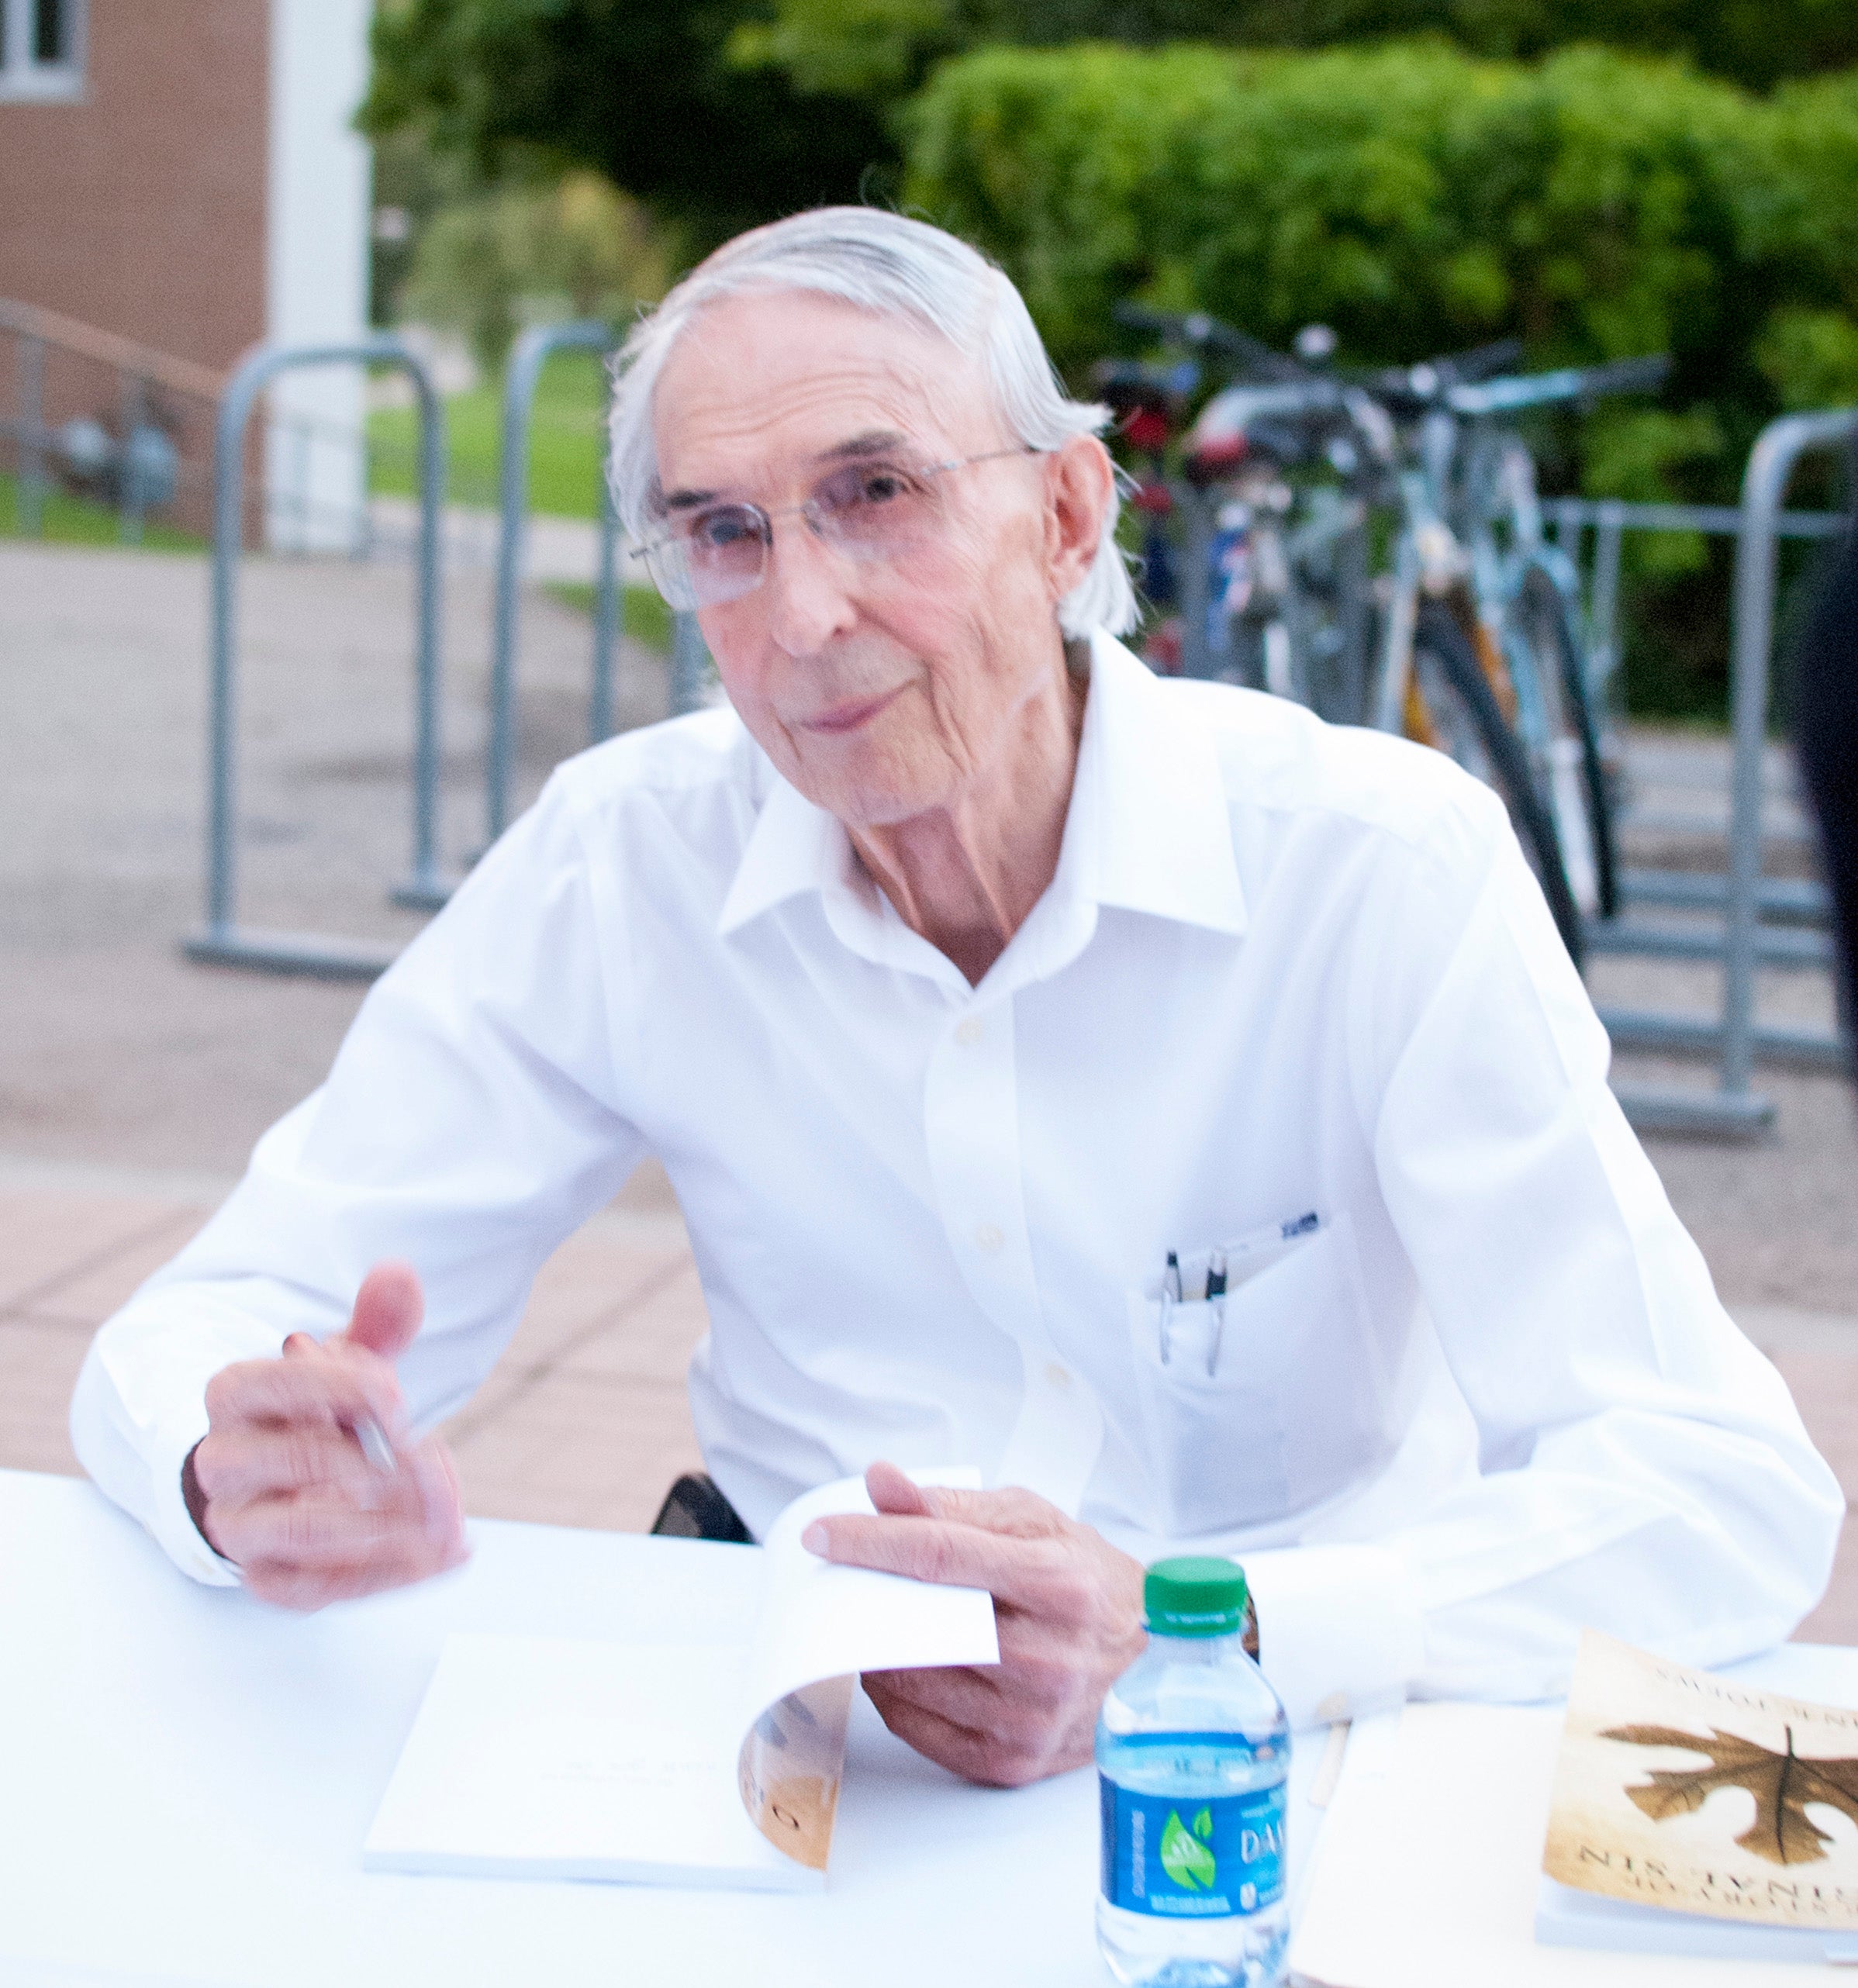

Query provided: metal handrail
[0,296,224,402]
[2,295,382,549]
[184,336,449,981]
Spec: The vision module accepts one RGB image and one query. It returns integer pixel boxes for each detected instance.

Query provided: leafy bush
[737,0,1858,98]
[903,40,1858,715]
[404,171,666,374]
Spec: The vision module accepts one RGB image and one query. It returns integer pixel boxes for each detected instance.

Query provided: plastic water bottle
[1096,1557,1289,1988]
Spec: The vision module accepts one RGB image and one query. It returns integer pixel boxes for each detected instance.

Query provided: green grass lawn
[0,468,203,550]
[543,580,674,654]
[368,349,610,519]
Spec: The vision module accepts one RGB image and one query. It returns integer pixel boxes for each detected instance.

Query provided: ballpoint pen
[1160,1251,1183,1364]
[353,1413,398,1475]
[1204,1250,1228,1374]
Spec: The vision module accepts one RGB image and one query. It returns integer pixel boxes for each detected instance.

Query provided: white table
[0,1469,1334,1988]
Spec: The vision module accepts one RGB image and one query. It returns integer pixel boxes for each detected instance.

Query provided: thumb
[340,1260,425,1364]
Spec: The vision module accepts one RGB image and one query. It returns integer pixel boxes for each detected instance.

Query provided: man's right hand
[188,1261,469,1610]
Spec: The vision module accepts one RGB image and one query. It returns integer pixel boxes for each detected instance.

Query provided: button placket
[922,999,1104,1514]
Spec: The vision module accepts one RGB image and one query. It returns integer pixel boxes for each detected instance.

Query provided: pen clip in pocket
[1155,1287,1227,1379]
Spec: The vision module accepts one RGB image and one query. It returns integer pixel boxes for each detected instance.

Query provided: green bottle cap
[1144,1555,1250,1637]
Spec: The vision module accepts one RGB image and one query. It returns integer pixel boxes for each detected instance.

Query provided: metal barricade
[486,321,620,844]
[1543,416,1854,1135]
[183,337,447,981]
[485,320,715,847]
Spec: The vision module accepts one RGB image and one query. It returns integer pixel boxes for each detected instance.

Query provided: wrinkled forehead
[649,288,1001,497]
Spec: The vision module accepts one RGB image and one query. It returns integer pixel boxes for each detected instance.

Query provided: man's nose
[759,515,859,657]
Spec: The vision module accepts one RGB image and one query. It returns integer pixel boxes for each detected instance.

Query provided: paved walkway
[368,496,613,585]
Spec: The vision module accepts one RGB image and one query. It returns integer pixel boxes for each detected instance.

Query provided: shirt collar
[1072,626,1248,937]
[716,627,1247,947]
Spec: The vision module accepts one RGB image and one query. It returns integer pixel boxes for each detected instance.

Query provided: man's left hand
[803,1461,1146,1787]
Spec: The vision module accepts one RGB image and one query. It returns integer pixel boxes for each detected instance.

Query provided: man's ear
[1043,435,1117,608]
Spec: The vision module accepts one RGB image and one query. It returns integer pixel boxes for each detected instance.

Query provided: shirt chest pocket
[1123,1212,1390,1538]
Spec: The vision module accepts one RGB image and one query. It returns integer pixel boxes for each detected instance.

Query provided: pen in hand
[353,1412,399,1475]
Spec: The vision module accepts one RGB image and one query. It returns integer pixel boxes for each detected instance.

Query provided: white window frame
[0,0,86,102]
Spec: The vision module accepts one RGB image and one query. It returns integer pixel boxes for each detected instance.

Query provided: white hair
[607,206,1138,639]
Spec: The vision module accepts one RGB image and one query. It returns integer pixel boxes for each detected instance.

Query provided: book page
[364,1635,803,1887]
[1543,1629,1858,1931]
[734,1470,1000,1872]
[364,1470,1000,1890]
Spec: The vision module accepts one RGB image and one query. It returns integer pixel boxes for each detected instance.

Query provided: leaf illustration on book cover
[1160,1808,1218,1890]
[1603,1723,1858,1866]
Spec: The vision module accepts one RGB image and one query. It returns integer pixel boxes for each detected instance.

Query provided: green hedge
[902,40,1858,715]
[906,40,1858,431]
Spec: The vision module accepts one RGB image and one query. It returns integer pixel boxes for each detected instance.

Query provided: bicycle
[1445,358,1670,924]
[1100,306,1666,961]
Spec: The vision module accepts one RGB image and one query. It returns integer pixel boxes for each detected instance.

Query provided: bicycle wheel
[1410,601,1586,965]
[1518,561,1619,920]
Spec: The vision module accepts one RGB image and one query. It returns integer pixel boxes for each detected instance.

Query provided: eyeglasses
[631,445,1045,611]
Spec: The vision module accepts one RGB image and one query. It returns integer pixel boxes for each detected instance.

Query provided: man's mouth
[795,685,904,737]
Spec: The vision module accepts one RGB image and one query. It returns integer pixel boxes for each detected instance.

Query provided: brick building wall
[0,0,269,376]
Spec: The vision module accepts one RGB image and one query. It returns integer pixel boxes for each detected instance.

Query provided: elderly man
[74,209,1837,1785]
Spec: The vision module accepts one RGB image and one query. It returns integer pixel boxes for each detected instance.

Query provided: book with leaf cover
[1538,1629,1858,1962]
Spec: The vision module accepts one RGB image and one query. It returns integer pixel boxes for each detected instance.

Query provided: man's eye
[856,470,913,504]
[830,466,923,511]
[690,508,760,552]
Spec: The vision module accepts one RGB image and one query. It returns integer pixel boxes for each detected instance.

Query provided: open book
[1539,1629,1858,1963]
[363,1472,999,1892]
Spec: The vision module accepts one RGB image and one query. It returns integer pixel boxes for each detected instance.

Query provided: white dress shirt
[71,630,1841,1729]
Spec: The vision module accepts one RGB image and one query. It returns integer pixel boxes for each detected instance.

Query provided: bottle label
[1099,1772,1286,1918]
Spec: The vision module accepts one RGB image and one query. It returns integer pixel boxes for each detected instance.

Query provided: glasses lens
[634,537,697,612]
[810,461,939,557]
[684,504,768,604]
[642,505,768,609]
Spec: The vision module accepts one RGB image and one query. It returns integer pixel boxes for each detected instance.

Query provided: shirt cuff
[149,1418,242,1587]
[1242,1542,1422,1731]
[71,1293,278,1590]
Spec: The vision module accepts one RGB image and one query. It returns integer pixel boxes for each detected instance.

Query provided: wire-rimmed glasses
[630,444,1045,611]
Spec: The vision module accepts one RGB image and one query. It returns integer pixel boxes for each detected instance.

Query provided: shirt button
[1044,1362,1072,1389]
[975,1222,1004,1252]
[955,1017,984,1047]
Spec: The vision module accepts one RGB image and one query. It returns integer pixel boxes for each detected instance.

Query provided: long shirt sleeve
[1240,794,1843,1726]
[71,778,649,1582]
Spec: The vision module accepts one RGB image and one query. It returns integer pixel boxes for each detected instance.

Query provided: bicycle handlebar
[1111,301,1309,385]
[1447,354,1670,416]
[1356,339,1528,406]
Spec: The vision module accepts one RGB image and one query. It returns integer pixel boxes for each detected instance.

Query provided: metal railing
[485,319,713,847]
[486,321,623,844]
[1543,420,1854,1136]
[2,296,222,542]
[2,295,389,551]
[182,337,449,981]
